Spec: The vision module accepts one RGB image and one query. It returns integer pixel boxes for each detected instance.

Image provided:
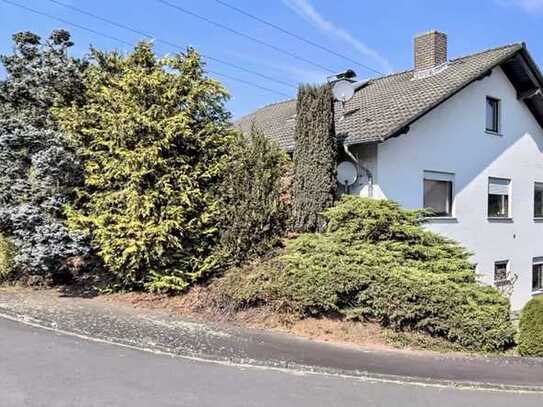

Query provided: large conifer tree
[291,84,337,232]
[55,43,235,292]
[0,30,88,282]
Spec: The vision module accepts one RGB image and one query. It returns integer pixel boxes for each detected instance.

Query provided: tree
[216,126,290,266]
[291,84,337,232]
[54,42,235,292]
[0,30,88,283]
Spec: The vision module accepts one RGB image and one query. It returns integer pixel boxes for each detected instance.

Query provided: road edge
[1,309,542,394]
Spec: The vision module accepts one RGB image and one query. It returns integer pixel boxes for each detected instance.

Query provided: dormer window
[486,96,500,133]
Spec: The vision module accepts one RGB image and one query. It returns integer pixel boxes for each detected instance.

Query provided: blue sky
[1,0,543,119]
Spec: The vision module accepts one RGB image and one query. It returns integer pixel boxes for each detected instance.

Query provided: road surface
[0,317,541,407]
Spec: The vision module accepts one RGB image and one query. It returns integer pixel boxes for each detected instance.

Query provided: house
[235,31,543,311]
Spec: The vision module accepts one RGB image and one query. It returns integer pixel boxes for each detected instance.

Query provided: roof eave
[380,45,528,142]
[520,44,543,88]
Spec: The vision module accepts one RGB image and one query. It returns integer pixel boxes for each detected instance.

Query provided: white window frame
[488,177,511,219]
[423,170,455,218]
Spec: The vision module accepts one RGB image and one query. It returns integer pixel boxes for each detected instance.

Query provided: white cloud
[498,0,543,12]
[282,0,393,74]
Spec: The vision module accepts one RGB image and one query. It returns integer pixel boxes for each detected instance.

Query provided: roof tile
[234,44,523,150]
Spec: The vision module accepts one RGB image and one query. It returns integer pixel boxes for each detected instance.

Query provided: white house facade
[350,66,543,310]
[236,31,543,311]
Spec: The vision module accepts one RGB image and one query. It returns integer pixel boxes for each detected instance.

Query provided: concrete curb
[1,306,542,394]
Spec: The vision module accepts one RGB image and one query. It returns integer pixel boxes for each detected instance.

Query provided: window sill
[425,217,458,223]
[485,130,503,137]
[531,290,543,296]
[487,217,513,223]
[535,217,543,222]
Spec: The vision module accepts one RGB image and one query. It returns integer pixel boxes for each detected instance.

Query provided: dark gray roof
[235,99,297,151]
[234,43,543,151]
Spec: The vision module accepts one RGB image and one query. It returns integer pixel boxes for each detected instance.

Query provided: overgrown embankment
[209,197,515,353]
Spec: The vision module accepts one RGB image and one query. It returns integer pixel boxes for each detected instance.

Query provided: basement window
[533,258,543,292]
[488,177,510,218]
[486,96,500,133]
[494,260,509,288]
[423,171,454,217]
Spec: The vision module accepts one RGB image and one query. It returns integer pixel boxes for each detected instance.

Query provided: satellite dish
[332,80,355,103]
[336,161,358,186]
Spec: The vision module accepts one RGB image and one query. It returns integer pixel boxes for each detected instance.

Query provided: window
[533,258,543,292]
[488,177,510,218]
[486,97,500,133]
[423,171,453,217]
[535,183,543,218]
[494,261,509,287]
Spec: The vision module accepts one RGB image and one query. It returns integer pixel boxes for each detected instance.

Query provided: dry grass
[0,282,481,354]
[98,286,467,353]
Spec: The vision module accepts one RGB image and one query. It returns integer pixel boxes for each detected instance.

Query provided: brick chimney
[414,31,447,71]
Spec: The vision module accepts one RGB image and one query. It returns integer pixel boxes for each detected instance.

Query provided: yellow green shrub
[0,233,14,280]
[54,42,235,292]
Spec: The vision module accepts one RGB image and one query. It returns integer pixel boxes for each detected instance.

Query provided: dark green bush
[518,296,543,357]
[213,196,514,352]
[216,126,290,267]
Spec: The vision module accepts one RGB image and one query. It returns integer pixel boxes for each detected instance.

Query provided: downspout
[343,144,374,198]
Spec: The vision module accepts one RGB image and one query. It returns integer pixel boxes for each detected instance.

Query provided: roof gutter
[476,70,492,81]
[388,125,410,139]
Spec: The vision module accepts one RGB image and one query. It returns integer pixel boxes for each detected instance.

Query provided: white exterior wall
[360,67,543,311]
[347,143,383,197]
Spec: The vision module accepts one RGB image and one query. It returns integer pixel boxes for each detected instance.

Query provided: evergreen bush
[54,42,235,292]
[213,196,515,352]
[517,296,543,357]
[216,126,290,266]
[291,84,336,232]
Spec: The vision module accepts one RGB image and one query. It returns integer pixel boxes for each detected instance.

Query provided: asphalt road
[0,318,541,407]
